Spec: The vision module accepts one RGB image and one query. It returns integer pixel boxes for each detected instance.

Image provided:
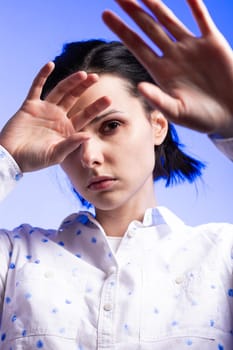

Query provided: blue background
[0,0,232,229]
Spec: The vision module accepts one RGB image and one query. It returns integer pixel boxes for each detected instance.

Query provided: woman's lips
[87,176,117,191]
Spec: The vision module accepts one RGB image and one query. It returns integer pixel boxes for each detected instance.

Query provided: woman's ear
[150,110,168,146]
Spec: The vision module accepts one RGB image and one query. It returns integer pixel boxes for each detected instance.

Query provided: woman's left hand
[103,0,233,138]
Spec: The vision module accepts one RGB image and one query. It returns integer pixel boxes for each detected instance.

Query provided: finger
[139,83,210,132]
[46,71,88,105]
[113,0,173,52]
[51,132,90,164]
[186,0,218,36]
[57,73,99,111]
[102,10,160,77]
[71,96,112,131]
[26,62,55,100]
[138,82,181,121]
[141,0,193,40]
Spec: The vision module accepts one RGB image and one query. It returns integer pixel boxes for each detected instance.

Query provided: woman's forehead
[71,74,141,111]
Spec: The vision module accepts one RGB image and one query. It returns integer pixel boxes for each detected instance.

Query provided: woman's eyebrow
[91,109,124,124]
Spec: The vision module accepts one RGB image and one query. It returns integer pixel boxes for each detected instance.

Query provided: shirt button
[72,268,79,277]
[175,276,184,284]
[44,271,54,279]
[103,303,113,311]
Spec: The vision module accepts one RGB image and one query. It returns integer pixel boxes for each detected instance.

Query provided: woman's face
[61,74,167,213]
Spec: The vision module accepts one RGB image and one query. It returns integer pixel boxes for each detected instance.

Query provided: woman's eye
[101,120,121,133]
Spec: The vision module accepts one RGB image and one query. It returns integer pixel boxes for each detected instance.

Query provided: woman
[0,1,233,350]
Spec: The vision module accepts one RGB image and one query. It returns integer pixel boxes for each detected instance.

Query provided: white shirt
[0,143,233,350]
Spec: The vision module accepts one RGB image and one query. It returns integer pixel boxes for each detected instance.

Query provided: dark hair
[42,39,205,188]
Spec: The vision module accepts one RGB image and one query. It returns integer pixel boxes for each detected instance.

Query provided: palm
[103,0,233,137]
[143,33,233,134]
[0,63,111,172]
[2,100,74,170]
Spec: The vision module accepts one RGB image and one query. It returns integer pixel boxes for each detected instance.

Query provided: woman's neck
[95,194,157,237]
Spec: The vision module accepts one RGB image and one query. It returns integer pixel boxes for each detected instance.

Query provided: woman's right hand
[0,62,111,172]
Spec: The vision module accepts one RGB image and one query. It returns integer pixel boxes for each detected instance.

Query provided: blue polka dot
[58,241,65,246]
[29,229,35,235]
[25,292,32,299]
[76,229,82,235]
[9,263,15,269]
[22,329,27,337]
[218,345,224,350]
[26,255,32,260]
[186,339,193,346]
[76,254,82,258]
[76,215,89,225]
[63,220,72,225]
[228,289,233,297]
[210,320,214,327]
[36,340,44,348]
[34,259,40,264]
[65,299,72,304]
[0,150,5,158]
[9,251,13,257]
[171,320,178,326]
[5,297,11,304]
[91,237,97,243]
[41,238,48,243]
[15,173,22,181]
[11,315,17,322]
[1,333,6,341]
[13,234,21,239]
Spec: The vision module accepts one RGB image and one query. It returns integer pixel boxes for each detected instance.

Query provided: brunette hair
[42,39,204,188]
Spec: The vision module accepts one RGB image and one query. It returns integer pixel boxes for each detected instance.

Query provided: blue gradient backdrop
[0,0,232,229]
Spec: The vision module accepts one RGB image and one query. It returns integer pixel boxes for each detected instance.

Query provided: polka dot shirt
[0,146,233,349]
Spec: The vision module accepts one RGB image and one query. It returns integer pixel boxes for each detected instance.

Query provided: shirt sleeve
[209,135,233,161]
[0,145,23,201]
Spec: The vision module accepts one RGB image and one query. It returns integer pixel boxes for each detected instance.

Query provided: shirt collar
[67,206,185,232]
[142,207,185,228]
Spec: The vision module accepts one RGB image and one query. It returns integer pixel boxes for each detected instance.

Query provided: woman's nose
[80,138,104,168]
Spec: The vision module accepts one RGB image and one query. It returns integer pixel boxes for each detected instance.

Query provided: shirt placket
[97,263,118,349]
